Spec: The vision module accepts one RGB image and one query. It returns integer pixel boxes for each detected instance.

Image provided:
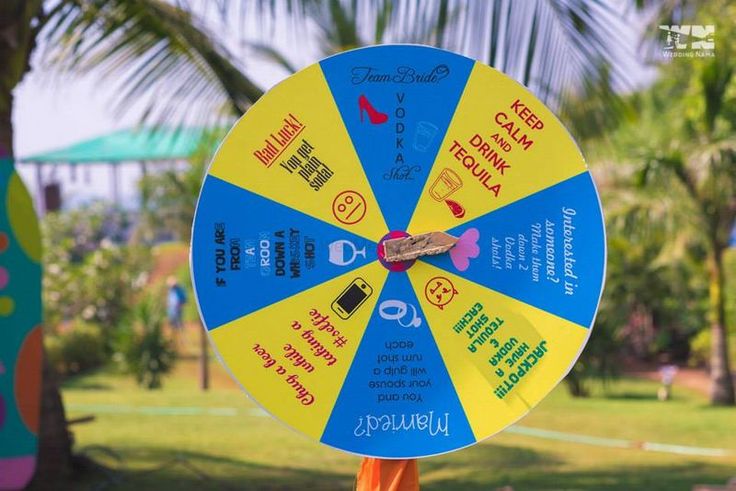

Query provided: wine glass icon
[328,240,366,266]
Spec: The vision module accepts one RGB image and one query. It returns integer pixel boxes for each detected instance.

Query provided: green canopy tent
[18,126,218,213]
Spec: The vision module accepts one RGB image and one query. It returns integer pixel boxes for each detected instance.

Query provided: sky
[15,2,316,155]
[13,3,318,209]
[12,2,657,211]
[14,66,295,209]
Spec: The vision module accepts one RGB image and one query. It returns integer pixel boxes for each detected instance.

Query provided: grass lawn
[56,242,736,489]
[59,331,736,491]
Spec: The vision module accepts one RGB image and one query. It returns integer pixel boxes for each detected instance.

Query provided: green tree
[563,160,710,396]
[117,294,176,389]
[42,204,150,327]
[640,70,736,404]
[2,1,262,484]
[137,132,223,242]
[604,5,736,404]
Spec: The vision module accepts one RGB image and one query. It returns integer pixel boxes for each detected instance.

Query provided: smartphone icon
[331,278,373,320]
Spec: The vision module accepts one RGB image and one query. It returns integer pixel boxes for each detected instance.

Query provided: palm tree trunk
[0,95,12,156]
[707,246,735,405]
[1,1,76,485]
[0,91,74,491]
[199,321,209,391]
[30,352,74,488]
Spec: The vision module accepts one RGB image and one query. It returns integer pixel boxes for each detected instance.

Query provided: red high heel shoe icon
[358,94,388,124]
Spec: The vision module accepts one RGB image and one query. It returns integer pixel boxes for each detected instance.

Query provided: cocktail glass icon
[414,121,439,152]
[328,240,366,266]
[429,168,463,201]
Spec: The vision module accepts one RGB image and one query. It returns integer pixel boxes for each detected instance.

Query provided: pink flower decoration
[450,228,480,272]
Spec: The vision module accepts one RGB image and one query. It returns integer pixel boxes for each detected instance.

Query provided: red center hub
[377,231,416,272]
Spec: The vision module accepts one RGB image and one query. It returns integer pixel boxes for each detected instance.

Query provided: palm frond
[368,0,641,110]
[41,0,264,125]
[248,41,300,74]
[39,0,649,135]
[252,0,643,138]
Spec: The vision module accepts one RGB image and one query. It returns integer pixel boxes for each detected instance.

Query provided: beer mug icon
[413,121,439,152]
[429,168,463,201]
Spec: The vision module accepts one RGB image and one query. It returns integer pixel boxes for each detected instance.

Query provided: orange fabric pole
[355,458,419,491]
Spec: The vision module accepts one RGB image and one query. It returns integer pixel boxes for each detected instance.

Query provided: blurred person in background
[166,276,187,341]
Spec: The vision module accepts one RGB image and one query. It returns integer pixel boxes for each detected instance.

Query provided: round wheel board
[191,45,606,459]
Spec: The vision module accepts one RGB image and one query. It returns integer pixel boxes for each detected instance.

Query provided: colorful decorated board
[0,158,42,488]
[191,45,606,459]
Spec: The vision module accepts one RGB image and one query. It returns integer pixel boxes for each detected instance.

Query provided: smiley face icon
[424,276,458,310]
[332,190,367,225]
